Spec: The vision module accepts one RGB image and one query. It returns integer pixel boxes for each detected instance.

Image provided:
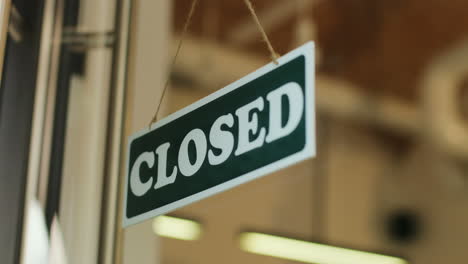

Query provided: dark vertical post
[0,0,45,263]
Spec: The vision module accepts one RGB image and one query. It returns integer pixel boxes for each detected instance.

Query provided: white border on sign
[123,42,316,227]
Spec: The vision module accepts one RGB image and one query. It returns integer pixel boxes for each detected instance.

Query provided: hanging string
[243,0,280,64]
[149,0,280,127]
[149,0,199,127]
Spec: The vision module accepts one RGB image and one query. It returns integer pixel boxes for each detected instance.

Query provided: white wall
[121,0,171,263]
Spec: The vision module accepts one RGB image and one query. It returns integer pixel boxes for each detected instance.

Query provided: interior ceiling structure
[173,0,468,103]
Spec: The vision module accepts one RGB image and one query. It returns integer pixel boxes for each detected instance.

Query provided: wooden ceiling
[173,0,468,102]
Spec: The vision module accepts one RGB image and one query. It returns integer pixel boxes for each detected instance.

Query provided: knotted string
[243,0,280,64]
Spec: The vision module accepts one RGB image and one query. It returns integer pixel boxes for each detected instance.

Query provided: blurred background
[161,1,468,263]
[2,0,468,264]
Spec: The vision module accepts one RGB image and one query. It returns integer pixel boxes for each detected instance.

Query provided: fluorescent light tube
[239,232,408,264]
[152,216,202,241]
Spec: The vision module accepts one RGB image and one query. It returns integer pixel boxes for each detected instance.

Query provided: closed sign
[123,42,316,227]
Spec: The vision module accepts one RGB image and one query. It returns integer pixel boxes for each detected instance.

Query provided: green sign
[123,42,315,227]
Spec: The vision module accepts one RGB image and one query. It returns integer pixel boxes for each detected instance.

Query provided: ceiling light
[239,232,408,264]
[152,215,201,241]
